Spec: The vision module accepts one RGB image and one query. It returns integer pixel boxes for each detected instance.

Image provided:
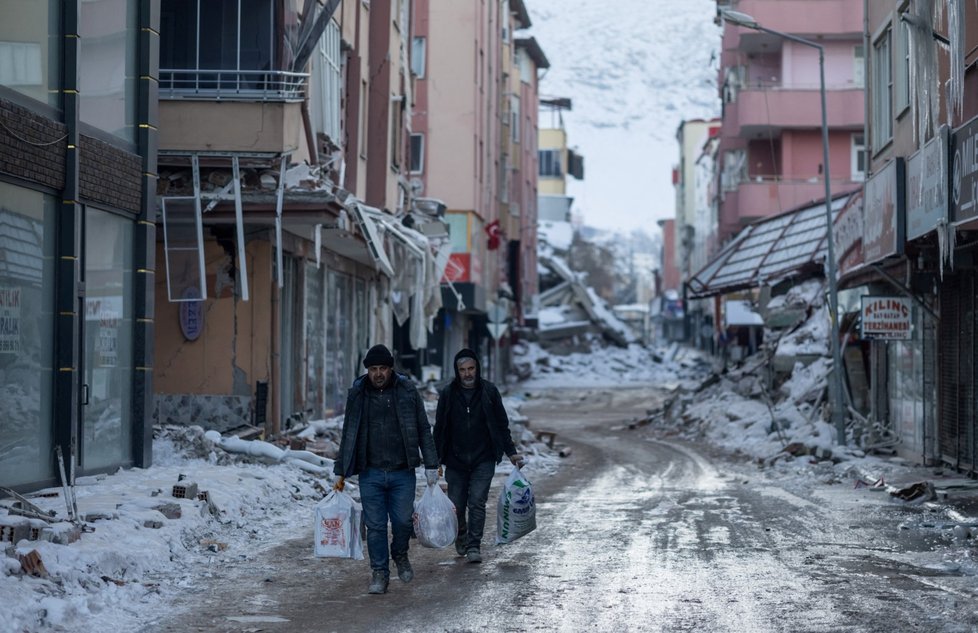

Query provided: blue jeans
[358,468,416,575]
[445,460,495,552]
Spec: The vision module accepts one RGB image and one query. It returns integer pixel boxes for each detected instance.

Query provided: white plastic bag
[496,466,536,544]
[314,489,364,559]
[413,483,458,548]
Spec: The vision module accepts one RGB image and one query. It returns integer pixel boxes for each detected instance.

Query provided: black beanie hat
[363,344,394,368]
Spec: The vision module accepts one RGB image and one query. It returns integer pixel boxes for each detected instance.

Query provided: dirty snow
[4,337,978,631]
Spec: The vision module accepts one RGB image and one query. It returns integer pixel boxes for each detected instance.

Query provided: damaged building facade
[683,0,978,473]
[0,0,157,490]
[855,0,978,470]
[152,0,452,433]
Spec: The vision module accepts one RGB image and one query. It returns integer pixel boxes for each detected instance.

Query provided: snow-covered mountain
[527,0,720,236]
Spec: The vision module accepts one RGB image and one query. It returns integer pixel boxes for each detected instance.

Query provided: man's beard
[461,376,476,388]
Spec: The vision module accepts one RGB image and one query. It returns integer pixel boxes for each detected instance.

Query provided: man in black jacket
[333,344,439,594]
[434,348,523,563]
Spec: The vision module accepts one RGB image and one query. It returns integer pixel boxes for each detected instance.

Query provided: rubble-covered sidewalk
[0,395,558,633]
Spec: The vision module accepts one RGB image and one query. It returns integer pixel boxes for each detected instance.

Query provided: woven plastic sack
[413,483,458,548]
[495,467,536,544]
[314,489,364,559]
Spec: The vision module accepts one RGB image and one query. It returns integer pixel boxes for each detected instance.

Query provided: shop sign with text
[907,125,948,239]
[952,114,978,223]
[863,158,905,263]
[860,296,912,340]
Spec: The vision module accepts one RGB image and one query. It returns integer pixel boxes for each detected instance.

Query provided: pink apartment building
[716,0,865,245]
[411,0,543,376]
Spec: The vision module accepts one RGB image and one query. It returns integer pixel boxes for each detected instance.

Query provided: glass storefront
[82,208,133,470]
[79,0,138,142]
[304,261,325,414]
[0,0,61,109]
[326,269,354,414]
[0,183,56,487]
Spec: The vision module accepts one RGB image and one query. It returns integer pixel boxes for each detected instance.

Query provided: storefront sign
[443,253,471,283]
[863,158,905,263]
[860,296,912,340]
[907,125,949,239]
[951,114,978,223]
[179,286,204,341]
[0,286,21,353]
[834,191,864,277]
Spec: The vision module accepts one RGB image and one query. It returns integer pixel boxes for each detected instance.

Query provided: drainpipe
[863,0,870,180]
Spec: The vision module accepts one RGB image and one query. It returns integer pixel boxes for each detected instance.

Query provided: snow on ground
[5,336,978,631]
[512,336,709,390]
[0,398,557,633]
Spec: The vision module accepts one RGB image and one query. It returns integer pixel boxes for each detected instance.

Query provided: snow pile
[513,337,709,390]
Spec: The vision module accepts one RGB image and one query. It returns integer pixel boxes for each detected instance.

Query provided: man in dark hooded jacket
[433,348,523,563]
[333,344,439,594]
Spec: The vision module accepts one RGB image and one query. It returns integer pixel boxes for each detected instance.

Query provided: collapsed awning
[687,193,856,299]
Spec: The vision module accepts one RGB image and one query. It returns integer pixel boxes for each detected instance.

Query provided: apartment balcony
[727,176,861,223]
[727,0,861,37]
[158,69,308,155]
[727,86,864,137]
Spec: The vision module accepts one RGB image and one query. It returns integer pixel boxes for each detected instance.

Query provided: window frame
[409,133,424,174]
[871,24,893,152]
[538,148,562,178]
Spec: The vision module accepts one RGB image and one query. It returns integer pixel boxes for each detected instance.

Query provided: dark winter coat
[333,372,438,478]
[433,350,517,467]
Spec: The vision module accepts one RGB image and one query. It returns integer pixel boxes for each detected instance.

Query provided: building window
[853,44,865,88]
[721,149,746,191]
[539,149,562,177]
[0,0,60,108]
[390,98,403,169]
[409,133,424,174]
[159,0,296,99]
[411,36,426,78]
[80,0,138,144]
[894,20,910,114]
[510,95,520,144]
[872,28,893,150]
[851,133,866,182]
[359,79,368,159]
[315,20,342,143]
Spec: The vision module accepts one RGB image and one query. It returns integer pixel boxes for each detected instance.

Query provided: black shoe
[465,549,482,564]
[393,555,414,583]
[368,570,389,594]
[455,533,467,557]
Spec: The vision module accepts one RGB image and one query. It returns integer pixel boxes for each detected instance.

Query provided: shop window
[82,208,133,470]
[0,184,57,486]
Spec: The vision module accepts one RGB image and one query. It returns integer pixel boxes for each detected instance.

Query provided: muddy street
[144,386,978,633]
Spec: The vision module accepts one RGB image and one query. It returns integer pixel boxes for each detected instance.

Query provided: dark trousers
[358,468,415,575]
[445,460,495,552]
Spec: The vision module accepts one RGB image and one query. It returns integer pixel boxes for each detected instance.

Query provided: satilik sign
[860,296,912,340]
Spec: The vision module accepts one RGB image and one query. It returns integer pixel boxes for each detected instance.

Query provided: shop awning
[687,193,855,299]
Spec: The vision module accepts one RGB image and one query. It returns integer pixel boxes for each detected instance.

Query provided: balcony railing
[160,68,308,102]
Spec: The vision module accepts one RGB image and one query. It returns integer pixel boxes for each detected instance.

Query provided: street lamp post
[721,9,848,445]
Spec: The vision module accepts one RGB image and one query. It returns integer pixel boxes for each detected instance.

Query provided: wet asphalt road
[145,386,978,633]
